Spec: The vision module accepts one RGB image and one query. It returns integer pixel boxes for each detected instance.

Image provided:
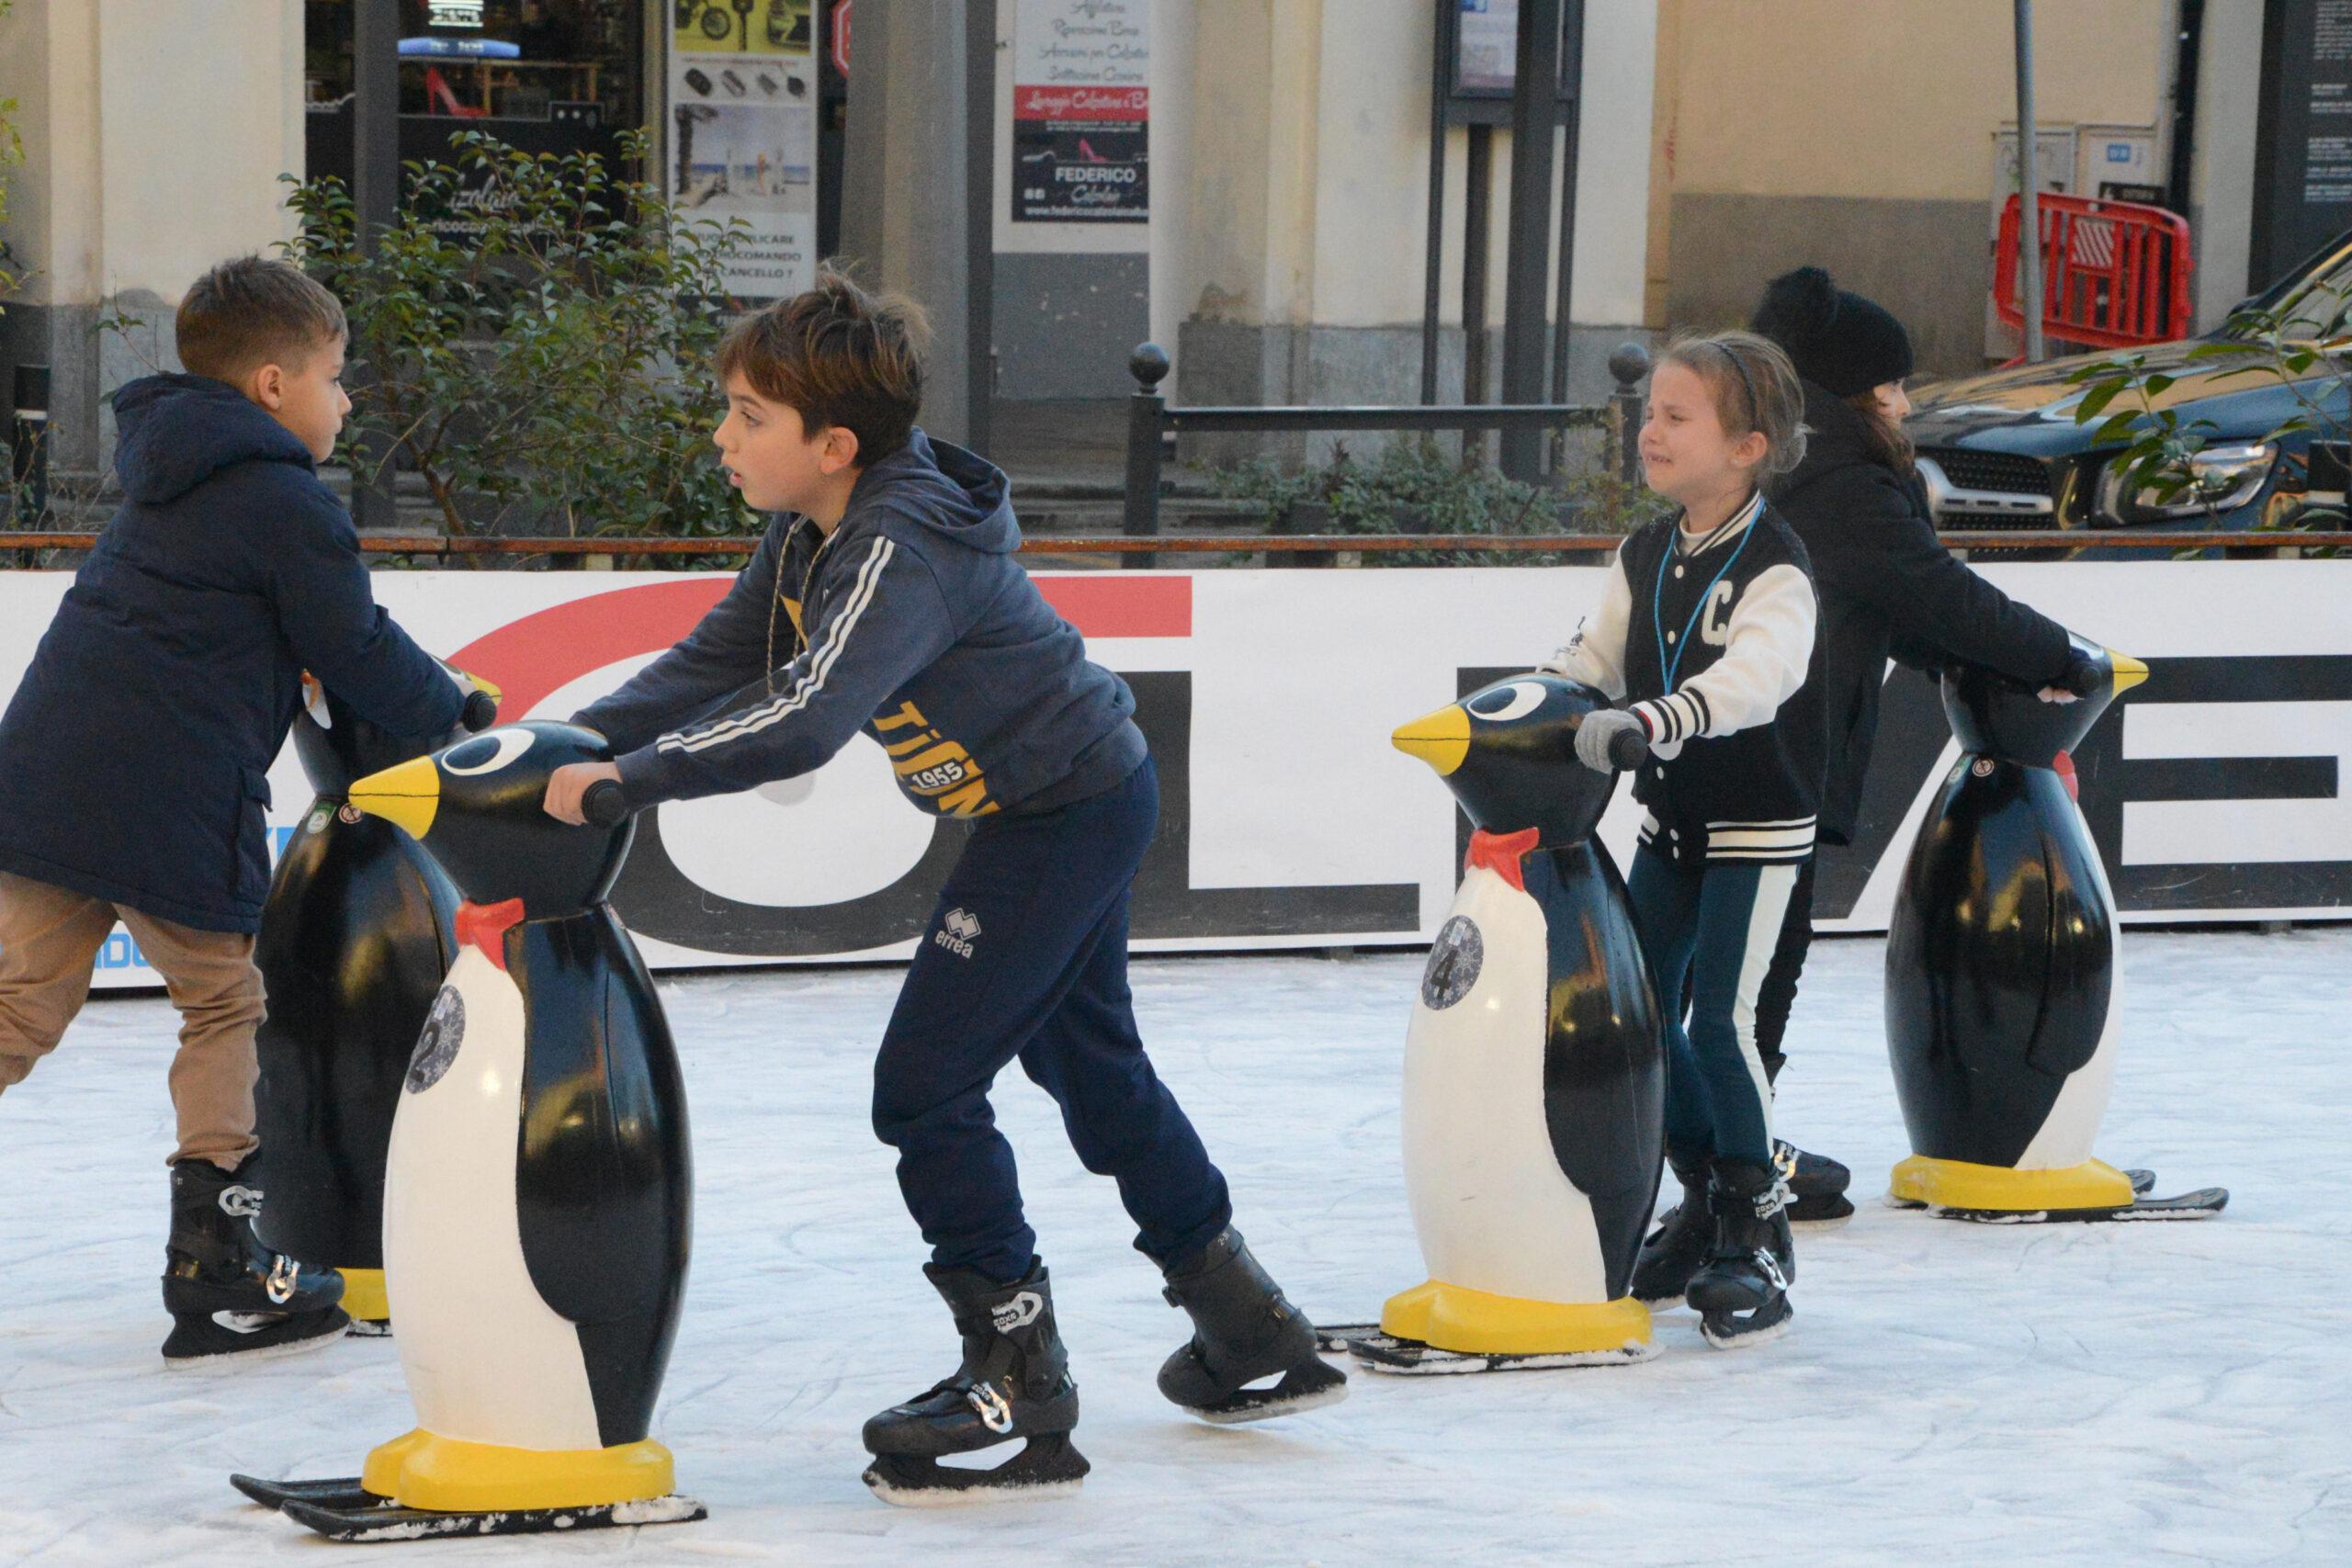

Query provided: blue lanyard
[1653,501,1756,693]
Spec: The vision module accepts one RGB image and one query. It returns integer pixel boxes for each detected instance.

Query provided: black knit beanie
[1748,266,1913,398]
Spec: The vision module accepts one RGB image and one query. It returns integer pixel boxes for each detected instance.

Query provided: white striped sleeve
[1536,551,1634,700]
[1630,561,1815,742]
[613,531,956,807]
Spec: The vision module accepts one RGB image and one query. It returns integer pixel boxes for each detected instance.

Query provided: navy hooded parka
[0,375,462,933]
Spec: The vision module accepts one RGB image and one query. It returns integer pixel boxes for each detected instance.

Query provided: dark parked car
[1904,230,2352,557]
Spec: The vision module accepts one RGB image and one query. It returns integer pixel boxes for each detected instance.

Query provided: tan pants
[0,872,266,1168]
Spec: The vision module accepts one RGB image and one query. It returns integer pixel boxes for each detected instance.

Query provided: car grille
[1915,447,2069,559]
[1917,448,2052,498]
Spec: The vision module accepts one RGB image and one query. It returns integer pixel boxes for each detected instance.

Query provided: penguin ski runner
[1883,647,2227,1224]
[1347,674,1666,1376]
[234,721,703,1540]
[542,274,1342,1505]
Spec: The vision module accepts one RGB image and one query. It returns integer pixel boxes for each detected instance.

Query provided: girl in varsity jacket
[1543,330,1823,1349]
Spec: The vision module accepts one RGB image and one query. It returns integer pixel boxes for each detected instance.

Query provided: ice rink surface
[1,928,2346,1567]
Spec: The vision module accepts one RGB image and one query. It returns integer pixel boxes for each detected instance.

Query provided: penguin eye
[1469,681,1549,723]
[443,728,535,776]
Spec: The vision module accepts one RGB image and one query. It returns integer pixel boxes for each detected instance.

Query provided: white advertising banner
[0,563,2341,990]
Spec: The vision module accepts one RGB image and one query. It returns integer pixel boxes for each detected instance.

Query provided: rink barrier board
[0,564,2339,987]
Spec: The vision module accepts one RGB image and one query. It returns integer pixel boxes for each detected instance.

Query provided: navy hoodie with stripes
[582,429,1146,818]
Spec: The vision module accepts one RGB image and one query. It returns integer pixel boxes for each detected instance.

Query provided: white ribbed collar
[1675,490,1763,558]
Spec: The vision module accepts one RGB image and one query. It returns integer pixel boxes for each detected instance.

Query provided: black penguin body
[1885,641,2143,1203]
[252,680,465,1289]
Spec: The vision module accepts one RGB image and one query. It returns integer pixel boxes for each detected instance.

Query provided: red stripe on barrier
[447,577,732,719]
[444,573,1190,722]
[1034,575,1193,637]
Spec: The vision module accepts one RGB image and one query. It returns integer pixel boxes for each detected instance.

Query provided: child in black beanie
[1747,266,2097,1226]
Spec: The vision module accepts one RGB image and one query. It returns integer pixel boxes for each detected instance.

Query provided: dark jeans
[1626,845,1803,1166]
[871,758,1233,1283]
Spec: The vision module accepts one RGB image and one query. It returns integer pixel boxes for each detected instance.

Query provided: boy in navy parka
[543,273,1345,1503]
[0,257,472,1362]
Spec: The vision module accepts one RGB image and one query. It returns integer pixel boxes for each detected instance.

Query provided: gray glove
[1575,708,1645,773]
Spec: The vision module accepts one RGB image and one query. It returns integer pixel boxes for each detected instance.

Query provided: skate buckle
[1755,1250,1789,1292]
[265,1254,300,1306]
[967,1382,1015,1435]
[220,1184,264,1220]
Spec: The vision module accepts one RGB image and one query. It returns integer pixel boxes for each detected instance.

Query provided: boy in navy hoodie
[0,256,477,1362]
[544,271,1344,1503]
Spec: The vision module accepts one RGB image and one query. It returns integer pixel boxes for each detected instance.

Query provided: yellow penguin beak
[347,754,441,840]
[2107,650,2149,694]
[1393,705,1472,776]
[466,671,503,700]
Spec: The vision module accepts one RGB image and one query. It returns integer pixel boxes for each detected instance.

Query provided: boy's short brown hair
[716,268,929,464]
[176,256,347,386]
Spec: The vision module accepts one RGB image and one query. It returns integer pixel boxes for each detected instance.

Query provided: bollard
[1122,343,1170,570]
[1607,343,1649,488]
[12,364,50,526]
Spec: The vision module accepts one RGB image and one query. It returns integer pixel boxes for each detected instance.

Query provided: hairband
[1711,340,1760,432]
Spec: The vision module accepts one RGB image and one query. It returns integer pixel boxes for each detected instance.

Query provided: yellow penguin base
[1889,1156,2136,1213]
[359,1428,676,1512]
[1379,1280,1652,1357]
[334,1268,389,1323]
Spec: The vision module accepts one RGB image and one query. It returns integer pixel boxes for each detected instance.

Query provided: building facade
[0,1,2300,489]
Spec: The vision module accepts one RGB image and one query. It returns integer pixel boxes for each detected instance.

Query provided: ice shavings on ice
[0,930,2346,1565]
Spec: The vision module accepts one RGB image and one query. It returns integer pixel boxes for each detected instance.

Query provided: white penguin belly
[382,945,604,1450]
[1402,864,1609,1303]
[2018,829,2124,1170]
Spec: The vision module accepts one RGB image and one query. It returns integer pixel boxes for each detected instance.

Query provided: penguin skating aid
[1883,644,2226,1224]
[1338,676,1666,1375]
[250,666,496,1336]
[232,722,703,1540]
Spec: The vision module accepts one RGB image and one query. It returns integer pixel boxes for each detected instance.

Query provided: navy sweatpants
[1626,844,1802,1166]
[872,758,1233,1283]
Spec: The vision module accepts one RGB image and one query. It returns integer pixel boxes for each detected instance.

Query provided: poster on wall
[669,0,820,298]
[1012,0,1148,223]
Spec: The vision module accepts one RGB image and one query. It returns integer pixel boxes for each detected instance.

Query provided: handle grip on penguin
[1608,728,1649,772]
[459,687,501,733]
[580,778,631,829]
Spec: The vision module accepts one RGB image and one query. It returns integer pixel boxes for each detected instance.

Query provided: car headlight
[2096,442,2278,524]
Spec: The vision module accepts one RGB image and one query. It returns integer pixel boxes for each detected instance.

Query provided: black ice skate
[861,1259,1088,1506]
[162,1156,348,1365]
[1158,1226,1347,1423]
[1777,1139,1855,1230]
[1685,1157,1795,1350]
[1630,1151,1713,1310]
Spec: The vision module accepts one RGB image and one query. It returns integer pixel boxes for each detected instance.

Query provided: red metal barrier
[1995,192,2194,351]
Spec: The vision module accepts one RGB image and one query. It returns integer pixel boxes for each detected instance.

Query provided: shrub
[283,129,752,550]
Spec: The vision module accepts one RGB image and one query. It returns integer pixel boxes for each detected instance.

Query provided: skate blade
[1633,1293,1685,1313]
[1926,1188,2228,1224]
[1343,1329,1657,1375]
[1700,1303,1792,1350]
[346,1318,393,1338]
[231,1473,385,1512]
[1182,1362,1350,1426]
[861,1436,1089,1507]
[164,1308,351,1368]
[1311,1322,1378,1354]
[278,1493,705,1540]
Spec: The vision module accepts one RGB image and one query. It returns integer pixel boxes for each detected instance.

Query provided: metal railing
[1115,341,1654,568]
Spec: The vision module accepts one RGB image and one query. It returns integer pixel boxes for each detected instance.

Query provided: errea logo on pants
[935,908,982,958]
